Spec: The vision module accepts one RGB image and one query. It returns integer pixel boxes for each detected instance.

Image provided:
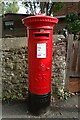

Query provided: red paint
[22,14,58,95]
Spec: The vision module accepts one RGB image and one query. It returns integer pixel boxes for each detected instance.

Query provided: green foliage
[66,12,80,40]
[40,2,64,16]
[56,91,71,100]
[66,12,79,22]
[5,0,19,14]
[52,2,64,13]
[0,0,19,15]
[52,83,71,100]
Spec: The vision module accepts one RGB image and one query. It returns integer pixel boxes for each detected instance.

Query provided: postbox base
[28,90,51,115]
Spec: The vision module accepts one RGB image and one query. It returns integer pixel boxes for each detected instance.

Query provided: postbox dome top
[22,14,58,28]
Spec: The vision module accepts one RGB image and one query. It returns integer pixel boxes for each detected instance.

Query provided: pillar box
[22,14,58,114]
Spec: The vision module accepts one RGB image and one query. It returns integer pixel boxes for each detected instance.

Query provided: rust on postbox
[22,14,58,114]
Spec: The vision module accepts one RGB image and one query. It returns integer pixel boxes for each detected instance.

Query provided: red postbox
[22,14,58,114]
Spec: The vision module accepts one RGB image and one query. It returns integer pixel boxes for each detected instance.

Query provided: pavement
[1,94,80,120]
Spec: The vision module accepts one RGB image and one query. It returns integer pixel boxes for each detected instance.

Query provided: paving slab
[2,94,80,120]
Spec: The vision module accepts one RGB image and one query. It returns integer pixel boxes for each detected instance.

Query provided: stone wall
[52,41,66,94]
[1,36,66,101]
[2,37,28,50]
[2,47,28,100]
[0,39,2,99]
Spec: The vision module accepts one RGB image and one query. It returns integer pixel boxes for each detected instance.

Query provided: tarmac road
[1,94,80,120]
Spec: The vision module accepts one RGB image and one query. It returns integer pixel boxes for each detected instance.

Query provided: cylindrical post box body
[22,15,58,114]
